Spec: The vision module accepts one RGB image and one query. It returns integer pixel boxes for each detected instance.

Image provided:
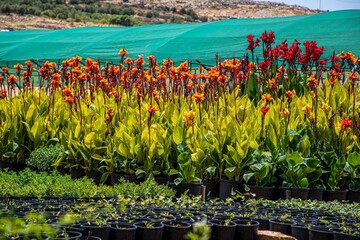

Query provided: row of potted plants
[1,195,360,240]
[0,31,359,198]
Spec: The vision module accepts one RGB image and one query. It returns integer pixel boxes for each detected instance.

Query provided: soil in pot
[134,221,163,240]
[110,223,137,240]
[219,180,242,200]
[232,219,259,240]
[162,220,191,240]
[208,219,236,240]
[269,218,296,235]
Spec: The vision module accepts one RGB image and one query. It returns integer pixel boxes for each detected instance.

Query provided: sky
[255,0,360,11]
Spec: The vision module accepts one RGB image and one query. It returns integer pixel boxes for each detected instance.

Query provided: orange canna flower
[0,75,3,82]
[261,107,270,116]
[119,48,128,57]
[329,76,337,85]
[262,93,273,103]
[14,64,23,71]
[51,73,61,90]
[25,60,32,67]
[193,92,205,103]
[64,96,74,106]
[1,67,8,73]
[280,108,289,117]
[340,118,352,131]
[147,105,157,114]
[348,72,359,82]
[183,111,195,127]
[8,74,17,85]
[321,102,332,115]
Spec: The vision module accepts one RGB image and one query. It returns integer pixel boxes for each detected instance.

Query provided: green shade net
[0,10,359,67]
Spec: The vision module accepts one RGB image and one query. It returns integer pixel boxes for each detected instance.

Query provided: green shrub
[26,144,62,172]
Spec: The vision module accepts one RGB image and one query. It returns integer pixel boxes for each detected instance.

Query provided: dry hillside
[0,0,322,30]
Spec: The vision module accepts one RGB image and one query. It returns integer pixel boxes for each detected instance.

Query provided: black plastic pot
[162,220,192,240]
[110,223,137,240]
[70,168,85,180]
[324,189,348,201]
[203,180,219,199]
[331,228,360,240]
[347,190,360,203]
[134,222,163,240]
[280,187,309,200]
[208,219,236,240]
[219,180,241,200]
[171,182,203,198]
[308,188,324,201]
[309,227,333,240]
[248,185,278,200]
[291,224,309,240]
[252,217,269,230]
[80,223,110,240]
[232,220,259,240]
[269,218,296,235]
[85,170,102,185]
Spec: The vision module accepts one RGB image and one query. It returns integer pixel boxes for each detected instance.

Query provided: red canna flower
[285,90,296,99]
[261,106,270,116]
[0,90,7,99]
[106,108,114,122]
[340,118,352,131]
[1,67,8,73]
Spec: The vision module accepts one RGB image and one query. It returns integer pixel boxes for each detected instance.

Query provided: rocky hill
[0,0,322,30]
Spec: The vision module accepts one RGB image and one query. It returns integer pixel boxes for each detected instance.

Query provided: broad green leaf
[85,132,96,148]
[348,152,360,168]
[173,125,183,145]
[25,103,37,123]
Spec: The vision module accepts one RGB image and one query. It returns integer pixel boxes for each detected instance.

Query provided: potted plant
[344,152,360,202]
[169,140,202,197]
[278,152,322,200]
[319,151,348,201]
[220,125,257,200]
[243,150,278,200]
